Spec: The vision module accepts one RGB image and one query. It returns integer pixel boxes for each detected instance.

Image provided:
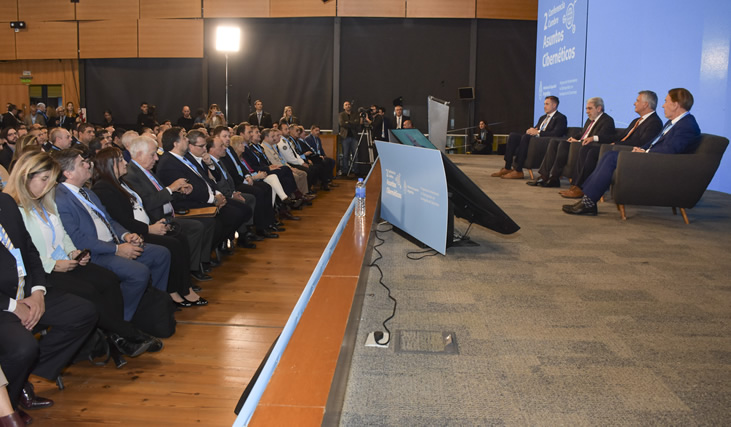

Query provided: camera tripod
[347,124,375,176]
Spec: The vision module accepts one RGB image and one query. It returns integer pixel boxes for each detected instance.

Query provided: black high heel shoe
[174,298,193,308]
[182,296,208,306]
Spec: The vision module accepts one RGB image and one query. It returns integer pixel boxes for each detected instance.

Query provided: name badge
[10,248,26,277]
[51,245,69,261]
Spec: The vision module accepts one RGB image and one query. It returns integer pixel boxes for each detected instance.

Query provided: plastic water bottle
[355,178,366,217]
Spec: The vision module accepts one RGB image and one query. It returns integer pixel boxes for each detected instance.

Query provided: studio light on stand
[215,26,241,122]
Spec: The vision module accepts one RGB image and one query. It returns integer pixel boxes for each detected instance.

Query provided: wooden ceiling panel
[17,0,75,22]
[406,0,475,18]
[0,26,15,60]
[337,0,406,17]
[141,0,201,19]
[138,19,203,58]
[79,20,138,59]
[76,0,139,20]
[15,21,77,59]
[476,0,538,20]
[203,0,270,18]
[270,0,336,17]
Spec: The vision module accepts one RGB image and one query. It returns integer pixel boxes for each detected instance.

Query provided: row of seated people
[0,118,339,424]
[490,87,701,215]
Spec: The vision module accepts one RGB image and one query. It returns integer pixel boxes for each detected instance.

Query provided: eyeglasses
[192,143,206,148]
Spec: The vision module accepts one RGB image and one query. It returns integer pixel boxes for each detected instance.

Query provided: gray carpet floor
[339,154,731,426]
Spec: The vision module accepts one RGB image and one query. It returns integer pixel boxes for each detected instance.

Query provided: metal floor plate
[395,330,458,354]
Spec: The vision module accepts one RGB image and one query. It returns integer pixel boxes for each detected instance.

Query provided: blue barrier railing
[233,197,357,426]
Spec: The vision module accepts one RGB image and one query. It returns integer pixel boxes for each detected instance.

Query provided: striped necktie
[79,188,121,244]
[0,223,25,300]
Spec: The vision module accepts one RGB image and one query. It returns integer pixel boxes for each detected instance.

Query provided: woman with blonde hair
[4,151,154,358]
[9,134,41,172]
[205,103,226,129]
[279,105,299,126]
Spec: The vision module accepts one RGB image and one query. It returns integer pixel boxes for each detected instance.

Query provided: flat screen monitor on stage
[382,132,520,242]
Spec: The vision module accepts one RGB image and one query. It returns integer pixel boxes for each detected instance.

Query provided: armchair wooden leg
[528,169,534,180]
[601,196,605,203]
[618,204,626,220]
[672,207,677,215]
[680,208,690,224]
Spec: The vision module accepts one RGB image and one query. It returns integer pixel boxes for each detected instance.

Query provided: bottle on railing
[355,178,366,217]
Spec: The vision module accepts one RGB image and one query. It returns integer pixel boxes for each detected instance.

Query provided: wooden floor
[29,180,357,426]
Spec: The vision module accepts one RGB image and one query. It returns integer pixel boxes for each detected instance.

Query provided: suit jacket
[18,202,78,274]
[91,180,150,237]
[641,113,701,154]
[242,145,270,173]
[262,142,287,167]
[55,183,129,259]
[615,112,664,147]
[121,161,179,223]
[155,151,216,210]
[0,193,47,310]
[248,111,273,129]
[220,147,248,186]
[24,112,47,127]
[572,113,616,143]
[536,111,568,137]
[304,134,325,156]
[390,114,410,130]
[1,112,19,128]
[339,111,359,138]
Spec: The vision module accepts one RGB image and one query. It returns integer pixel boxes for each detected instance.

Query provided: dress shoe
[328,181,340,187]
[562,200,597,216]
[109,334,151,358]
[491,168,511,177]
[145,336,164,352]
[191,271,212,281]
[173,298,193,308]
[257,229,279,238]
[182,296,208,306]
[544,179,560,188]
[17,410,32,426]
[246,231,264,242]
[559,185,584,199]
[0,411,25,427]
[303,193,317,201]
[237,238,256,249]
[280,211,301,221]
[191,285,203,292]
[501,170,524,179]
[526,177,548,186]
[19,382,54,411]
[202,260,217,271]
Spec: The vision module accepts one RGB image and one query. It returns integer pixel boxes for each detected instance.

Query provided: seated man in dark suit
[123,136,216,280]
[528,97,615,188]
[0,192,97,422]
[155,129,249,255]
[303,125,337,187]
[53,149,171,321]
[493,95,567,178]
[564,88,701,216]
[560,90,664,199]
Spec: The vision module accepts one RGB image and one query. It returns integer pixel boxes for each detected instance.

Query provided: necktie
[620,118,643,142]
[213,158,227,180]
[539,116,550,131]
[240,155,254,173]
[78,188,120,244]
[647,121,674,151]
[139,166,174,214]
[580,119,595,140]
[0,223,24,300]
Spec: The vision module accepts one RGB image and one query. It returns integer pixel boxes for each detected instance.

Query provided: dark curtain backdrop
[84,58,204,129]
[82,18,535,135]
[340,18,472,131]
[475,20,536,134]
[205,18,334,129]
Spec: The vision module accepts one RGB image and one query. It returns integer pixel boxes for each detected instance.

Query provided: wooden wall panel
[270,0,336,18]
[0,60,80,114]
[406,0,475,18]
[15,22,78,60]
[76,0,139,21]
[141,0,201,19]
[0,0,18,21]
[203,0,270,18]
[0,85,30,117]
[17,0,75,22]
[138,19,203,58]
[476,0,537,20]
[337,0,406,17]
[79,20,138,59]
[0,27,16,60]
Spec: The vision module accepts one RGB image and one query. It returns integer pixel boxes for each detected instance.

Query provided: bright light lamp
[216,26,241,52]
